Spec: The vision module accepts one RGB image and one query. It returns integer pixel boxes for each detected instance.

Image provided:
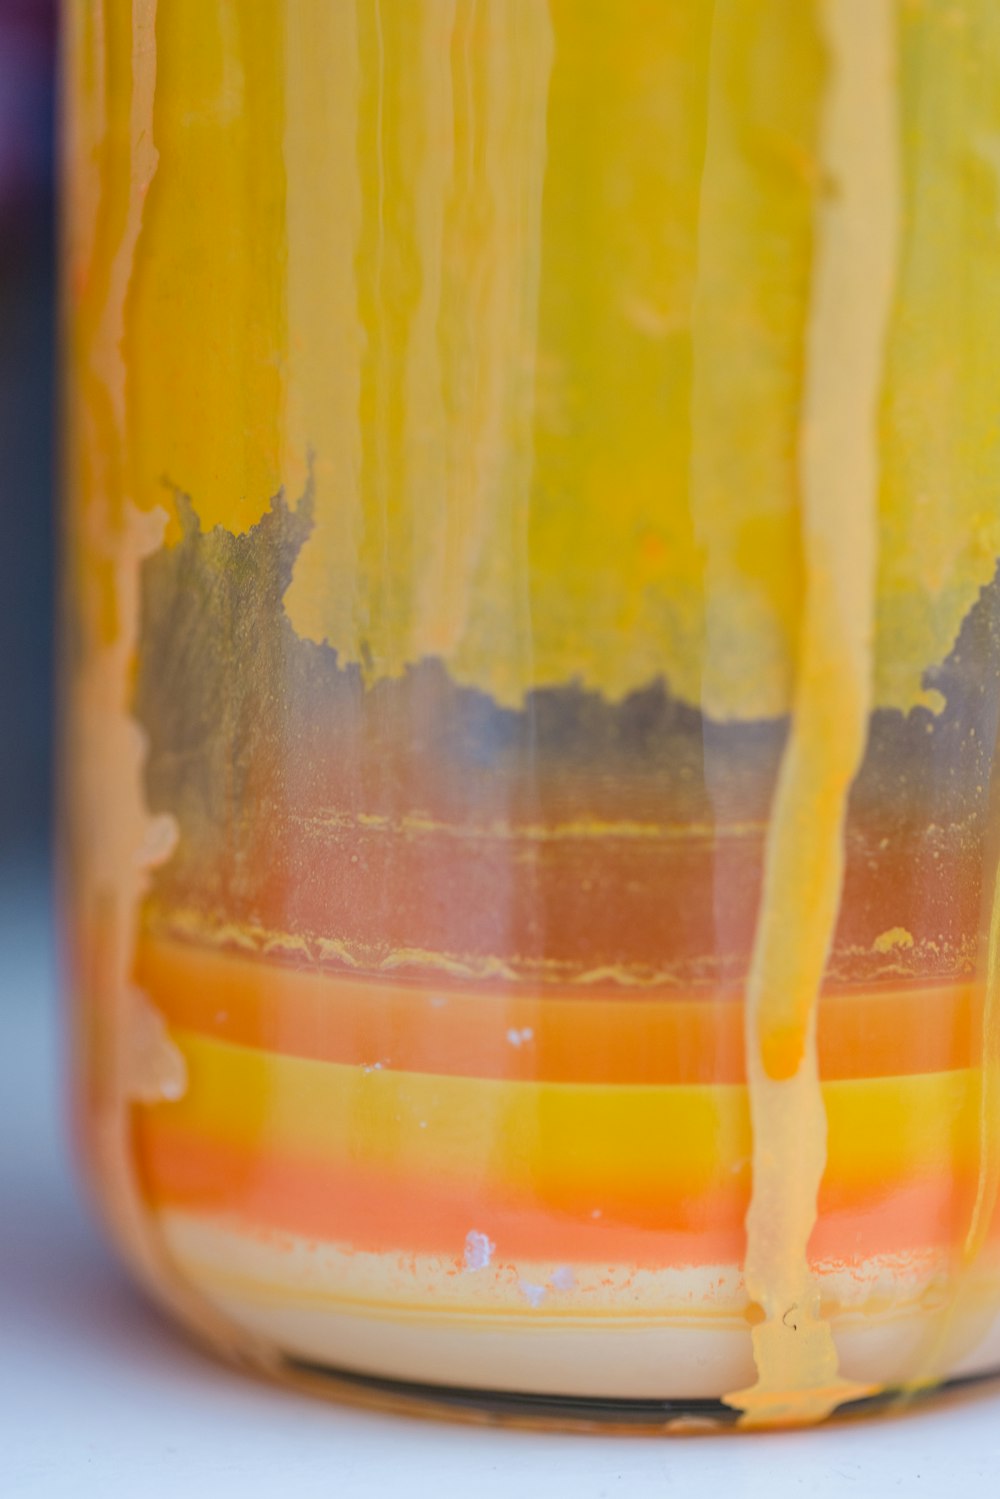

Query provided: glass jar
[63,0,1000,1430]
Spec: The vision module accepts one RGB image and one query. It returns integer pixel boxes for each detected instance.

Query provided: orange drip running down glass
[62,0,1000,1429]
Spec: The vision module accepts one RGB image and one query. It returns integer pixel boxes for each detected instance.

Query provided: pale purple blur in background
[0,0,56,864]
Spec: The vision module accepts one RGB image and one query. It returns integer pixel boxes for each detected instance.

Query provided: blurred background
[0,0,56,871]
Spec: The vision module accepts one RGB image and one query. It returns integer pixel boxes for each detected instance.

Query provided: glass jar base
[269,1356,1000,1434]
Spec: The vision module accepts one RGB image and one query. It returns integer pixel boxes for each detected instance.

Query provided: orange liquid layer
[127,936,998,1271]
[136,934,979,1085]
[138,1126,1000,1269]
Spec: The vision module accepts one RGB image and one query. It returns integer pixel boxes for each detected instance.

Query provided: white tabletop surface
[2,859,999,1498]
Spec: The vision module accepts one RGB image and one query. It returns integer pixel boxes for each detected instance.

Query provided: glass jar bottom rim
[274,1357,1000,1434]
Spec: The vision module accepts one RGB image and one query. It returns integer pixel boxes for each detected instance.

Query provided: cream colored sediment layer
[160,1212,1000,1402]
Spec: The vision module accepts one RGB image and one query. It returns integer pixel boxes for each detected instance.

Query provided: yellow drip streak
[76,0,165,1279]
[69,1,278,1372]
[726,0,900,1427]
[281,0,364,630]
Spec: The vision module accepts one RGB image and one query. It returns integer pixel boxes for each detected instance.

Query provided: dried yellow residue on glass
[91,0,1000,720]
